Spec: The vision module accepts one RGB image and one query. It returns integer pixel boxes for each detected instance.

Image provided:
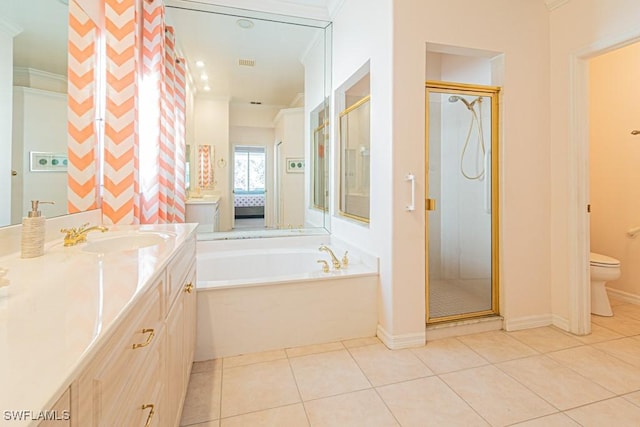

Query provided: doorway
[233,145,266,230]
[425,81,500,324]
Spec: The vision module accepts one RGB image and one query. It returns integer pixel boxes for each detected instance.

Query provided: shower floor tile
[429,278,492,319]
[180,300,640,427]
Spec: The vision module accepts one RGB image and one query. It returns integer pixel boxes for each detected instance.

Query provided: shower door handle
[426,198,437,211]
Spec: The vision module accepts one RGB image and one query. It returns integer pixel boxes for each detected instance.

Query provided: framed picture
[30,152,68,172]
[286,157,305,173]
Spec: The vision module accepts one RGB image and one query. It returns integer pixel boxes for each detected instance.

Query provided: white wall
[331,0,395,339]
[194,96,231,229]
[12,87,68,222]
[273,108,305,227]
[391,0,551,341]
[549,0,640,325]
[589,42,640,298]
[303,31,329,229]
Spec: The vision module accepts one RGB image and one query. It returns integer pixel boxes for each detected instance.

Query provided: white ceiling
[2,0,560,104]
[1,0,326,107]
[165,3,325,106]
[0,0,68,76]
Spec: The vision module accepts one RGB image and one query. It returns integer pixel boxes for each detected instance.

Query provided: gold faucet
[319,245,342,270]
[342,251,349,267]
[61,223,109,246]
[317,260,330,273]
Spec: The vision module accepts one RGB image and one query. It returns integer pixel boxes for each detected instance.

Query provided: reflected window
[234,146,265,193]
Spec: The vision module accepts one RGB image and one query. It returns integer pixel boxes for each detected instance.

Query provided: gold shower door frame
[425,81,500,324]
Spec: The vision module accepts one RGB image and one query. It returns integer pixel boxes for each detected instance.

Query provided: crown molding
[327,0,345,19]
[0,17,22,38]
[545,0,570,11]
[167,0,331,21]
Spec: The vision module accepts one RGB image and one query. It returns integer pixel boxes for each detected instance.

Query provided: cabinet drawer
[78,276,163,425]
[167,236,196,310]
[111,333,163,427]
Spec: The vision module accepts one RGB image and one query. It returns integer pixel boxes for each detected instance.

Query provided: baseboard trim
[551,314,570,332]
[503,314,553,331]
[376,324,426,349]
[426,316,503,341]
[607,287,640,305]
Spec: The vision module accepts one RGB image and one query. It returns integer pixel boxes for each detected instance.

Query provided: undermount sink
[82,231,174,254]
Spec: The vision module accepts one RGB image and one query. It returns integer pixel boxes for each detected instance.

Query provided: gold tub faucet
[61,223,109,246]
[319,245,342,270]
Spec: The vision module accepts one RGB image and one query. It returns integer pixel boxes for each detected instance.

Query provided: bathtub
[195,236,379,360]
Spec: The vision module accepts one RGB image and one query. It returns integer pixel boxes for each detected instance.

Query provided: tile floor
[180,298,640,426]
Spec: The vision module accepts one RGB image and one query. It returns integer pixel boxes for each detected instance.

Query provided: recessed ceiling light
[200,74,208,81]
[203,86,211,92]
[237,19,254,29]
[195,60,205,68]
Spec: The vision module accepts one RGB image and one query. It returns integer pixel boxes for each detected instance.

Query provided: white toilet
[590,252,621,317]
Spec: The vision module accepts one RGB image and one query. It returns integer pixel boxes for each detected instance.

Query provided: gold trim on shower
[424,81,501,325]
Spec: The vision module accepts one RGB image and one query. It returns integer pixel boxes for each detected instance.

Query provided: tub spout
[319,245,341,270]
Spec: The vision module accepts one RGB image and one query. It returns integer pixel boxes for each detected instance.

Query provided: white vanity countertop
[185,194,220,204]
[0,223,197,425]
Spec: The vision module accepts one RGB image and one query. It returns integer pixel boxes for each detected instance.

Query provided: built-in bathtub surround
[0,221,197,425]
[195,235,379,359]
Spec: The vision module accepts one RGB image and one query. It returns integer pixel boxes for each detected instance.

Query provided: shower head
[448,95,473,110]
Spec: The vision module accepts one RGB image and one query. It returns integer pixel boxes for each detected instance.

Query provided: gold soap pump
[21,200,54,259]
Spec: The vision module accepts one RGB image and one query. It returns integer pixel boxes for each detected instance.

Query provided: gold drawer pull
[132,328,155,349]
[142,403,155,427]
[184,282,194,293]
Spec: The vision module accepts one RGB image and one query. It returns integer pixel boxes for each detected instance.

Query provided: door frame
[566,34,640,334]
[425,81,501,324]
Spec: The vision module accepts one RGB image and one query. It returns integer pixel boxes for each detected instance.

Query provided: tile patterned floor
[180,299,640,426]
[429,279,492,319]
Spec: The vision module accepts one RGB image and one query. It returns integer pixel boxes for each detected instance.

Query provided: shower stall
[425,81,500,323]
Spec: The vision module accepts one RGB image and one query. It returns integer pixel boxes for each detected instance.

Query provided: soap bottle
[21,200,54,259]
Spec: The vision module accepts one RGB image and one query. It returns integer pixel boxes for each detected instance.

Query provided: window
[234,146,265,193]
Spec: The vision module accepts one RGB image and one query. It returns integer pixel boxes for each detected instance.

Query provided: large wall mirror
[166,1,332,237]
[0,0,78,226]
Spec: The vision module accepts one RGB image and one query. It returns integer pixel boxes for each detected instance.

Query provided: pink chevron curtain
[67,0,99,214]
[99,0,186,225]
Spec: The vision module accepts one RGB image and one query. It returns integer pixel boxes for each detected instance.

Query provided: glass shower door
[426,83,500,323]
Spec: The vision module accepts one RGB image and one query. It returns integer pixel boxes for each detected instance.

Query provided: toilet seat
[590,252,620,268]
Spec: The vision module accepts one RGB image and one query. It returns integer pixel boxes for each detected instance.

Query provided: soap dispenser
[21,200,54,259]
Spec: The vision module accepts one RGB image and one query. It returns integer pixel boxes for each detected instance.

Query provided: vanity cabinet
[165,238,197,427]
[73,236,196,427]
[37,388,71,427]
[185,199,219,232]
